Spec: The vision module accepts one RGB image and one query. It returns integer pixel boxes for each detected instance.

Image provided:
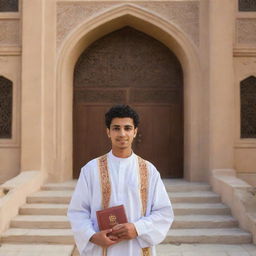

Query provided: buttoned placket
[108,151,134,205]
[117,160,125,203]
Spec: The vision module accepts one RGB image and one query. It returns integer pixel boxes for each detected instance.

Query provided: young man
[68,105,174,256]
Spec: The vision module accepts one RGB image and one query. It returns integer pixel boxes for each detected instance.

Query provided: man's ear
[106,128,110,138]
[134,128,138,138]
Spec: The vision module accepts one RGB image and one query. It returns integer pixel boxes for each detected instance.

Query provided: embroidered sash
[98,155,110,256]
[98,154,111,210]
[138,157,151,256]
[98,154,151,256]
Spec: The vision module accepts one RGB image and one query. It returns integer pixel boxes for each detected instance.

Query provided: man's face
[107,117,138,151]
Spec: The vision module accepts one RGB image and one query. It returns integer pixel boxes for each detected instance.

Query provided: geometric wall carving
[0,0,18,12]
[74,89,127,103]
[240,76,256,138]
[74,26,183,105]
[239,0,256,11]
[0,20,20,46]
[130,89,180,104]
[0,76,13,139]
[57,1,199,48]
[236,19,256,45]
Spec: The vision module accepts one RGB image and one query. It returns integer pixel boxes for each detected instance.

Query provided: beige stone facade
[0,0,256,186]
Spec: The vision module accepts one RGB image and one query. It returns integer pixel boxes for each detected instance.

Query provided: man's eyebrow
[111,124,133,127]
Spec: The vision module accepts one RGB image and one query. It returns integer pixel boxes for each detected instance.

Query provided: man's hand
[110,223,138,240]
[89,229,119,248]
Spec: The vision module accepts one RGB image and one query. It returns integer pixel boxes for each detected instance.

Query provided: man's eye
[125,127,132,131]
[113,127,119,131]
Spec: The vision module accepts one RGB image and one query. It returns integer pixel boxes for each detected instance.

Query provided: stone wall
[0,0,255,184]
[0,12,21,184]
[234,3,256,186]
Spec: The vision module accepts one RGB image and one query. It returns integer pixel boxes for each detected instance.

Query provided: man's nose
[119,128,125,136]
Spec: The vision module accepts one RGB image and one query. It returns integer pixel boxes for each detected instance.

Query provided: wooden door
[73,27,183,178]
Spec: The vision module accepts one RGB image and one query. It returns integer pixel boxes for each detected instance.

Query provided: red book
[96,205,128,231]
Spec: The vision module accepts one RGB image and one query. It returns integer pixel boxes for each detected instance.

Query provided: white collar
[108,150,135,163]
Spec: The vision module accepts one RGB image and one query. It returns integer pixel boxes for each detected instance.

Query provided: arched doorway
[73,26,183,178]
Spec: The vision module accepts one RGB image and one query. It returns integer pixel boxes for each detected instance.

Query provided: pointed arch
[55,4,203,181]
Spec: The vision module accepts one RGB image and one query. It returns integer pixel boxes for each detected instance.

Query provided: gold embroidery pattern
[142,248,151,256]
[138,156,148,216]
[98,155,111,256]
[98,155,111,209]
[138,156,151,256]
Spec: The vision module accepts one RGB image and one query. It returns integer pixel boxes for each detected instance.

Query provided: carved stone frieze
[57,2,115,47]
[57,1,199,48]
[0,20,20,46]
[237,19,256,45]
[138,1,199,45]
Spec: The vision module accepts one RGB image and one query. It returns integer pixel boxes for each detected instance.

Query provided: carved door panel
[73,27,183,178]
[133,105,183,178]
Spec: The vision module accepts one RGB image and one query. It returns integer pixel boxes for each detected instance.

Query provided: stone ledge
[0,46,21,55]
[0,171,48,234]
[233,47,256,57]
[210,169,256,244]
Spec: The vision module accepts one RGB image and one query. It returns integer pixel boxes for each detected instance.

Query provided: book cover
[96,205,128,231]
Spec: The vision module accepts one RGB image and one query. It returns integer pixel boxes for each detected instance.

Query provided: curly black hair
[105,105,139,128]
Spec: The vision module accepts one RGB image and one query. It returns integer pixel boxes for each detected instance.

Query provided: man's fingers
[116,231,127,237]
[103,229,113,234]
[108,235,119,241]
[112,224,123,231]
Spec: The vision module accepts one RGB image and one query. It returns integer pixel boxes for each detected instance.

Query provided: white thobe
[67,151,174,256]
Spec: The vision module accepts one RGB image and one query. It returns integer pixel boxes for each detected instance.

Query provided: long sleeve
[134,171,174,248]
[67,167,96,255]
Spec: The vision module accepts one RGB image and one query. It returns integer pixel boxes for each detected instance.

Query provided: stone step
[20,204,68,215]
[156,243,256,256]
[27,190,220,205]
[163,179,211,192]
[164,228,252,244]
[11,214,237,230]
[1,228,74,244]
[0,244,74,256]
[169,191,221,203]
[20,202,230,216]
[172,215,238,229]
[10,215,70,229]
[27,191,73,204]
[172,203,231,215]
[41,180,212,193]
[41,181,77,191]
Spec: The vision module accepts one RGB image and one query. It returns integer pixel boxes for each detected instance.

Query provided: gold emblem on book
[109,214,118,226]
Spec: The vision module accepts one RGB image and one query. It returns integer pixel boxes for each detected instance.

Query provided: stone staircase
[164,180,252,244]
[0,179,252,252]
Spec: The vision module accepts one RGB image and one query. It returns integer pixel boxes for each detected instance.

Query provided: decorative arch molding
[57,2,199,48]
[240,73,256,82]
[55,4,203,181]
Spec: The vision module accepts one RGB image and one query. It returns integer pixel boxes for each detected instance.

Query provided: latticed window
[240,76,256,138]
[0,76,13,139]
[0,0,18,12]
[239,0,256,11]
